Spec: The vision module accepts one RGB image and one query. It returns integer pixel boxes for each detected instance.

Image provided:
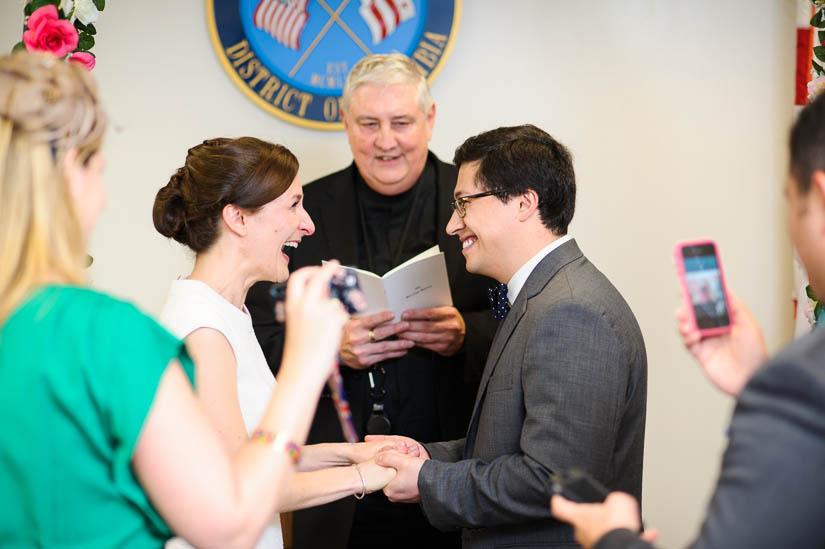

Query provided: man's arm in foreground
[552,352,825,548]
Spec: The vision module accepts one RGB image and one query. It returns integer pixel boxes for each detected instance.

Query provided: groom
[375,124,648,548]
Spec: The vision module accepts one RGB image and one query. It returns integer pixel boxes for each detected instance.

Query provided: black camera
[269,268,364,322]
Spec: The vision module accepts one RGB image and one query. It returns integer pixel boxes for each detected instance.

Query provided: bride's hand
[357,457,397,493]
[281,262,349,383]
[345,439,412,464]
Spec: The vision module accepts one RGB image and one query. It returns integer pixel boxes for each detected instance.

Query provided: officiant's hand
[397,306,465,357]
[339,311,414,370]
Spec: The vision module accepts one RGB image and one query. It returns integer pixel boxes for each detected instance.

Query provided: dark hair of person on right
[153,136,298,253]
[790,91,825,195]
[453,124,576,235]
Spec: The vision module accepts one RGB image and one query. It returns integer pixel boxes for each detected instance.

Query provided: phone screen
[681,244,730,329]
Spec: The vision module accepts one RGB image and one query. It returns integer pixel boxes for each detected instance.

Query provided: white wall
[0,1,797,546]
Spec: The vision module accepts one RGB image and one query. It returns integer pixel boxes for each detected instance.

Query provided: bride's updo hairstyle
[153,137,298,253]
[0,51,107,322]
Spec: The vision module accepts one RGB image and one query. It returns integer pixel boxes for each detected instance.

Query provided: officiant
[246,53,496,549]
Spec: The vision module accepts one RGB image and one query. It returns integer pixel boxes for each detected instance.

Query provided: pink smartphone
[673,239,732,337]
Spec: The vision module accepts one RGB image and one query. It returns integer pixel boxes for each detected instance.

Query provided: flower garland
[809,2,825,99]
[803,1,825,327]
[11,0,105,71]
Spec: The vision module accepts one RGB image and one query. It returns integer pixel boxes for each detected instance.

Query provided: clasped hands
[339,306,466,369]
[342,436,431,502]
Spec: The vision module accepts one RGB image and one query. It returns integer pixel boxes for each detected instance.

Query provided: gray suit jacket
[419,239,647,548]
[596,324,825,549]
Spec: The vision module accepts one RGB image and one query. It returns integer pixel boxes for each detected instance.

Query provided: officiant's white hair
[341,53,432,114]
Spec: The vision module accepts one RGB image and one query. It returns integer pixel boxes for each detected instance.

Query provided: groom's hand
[376,451,426,503]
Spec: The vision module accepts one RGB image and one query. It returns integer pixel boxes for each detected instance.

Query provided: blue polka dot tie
[488,283,510,320]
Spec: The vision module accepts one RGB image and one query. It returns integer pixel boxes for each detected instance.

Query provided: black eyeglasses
[450,189,506,218]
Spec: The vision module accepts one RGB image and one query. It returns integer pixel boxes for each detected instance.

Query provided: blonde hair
[341,53,432,114]
[0,52,107,322]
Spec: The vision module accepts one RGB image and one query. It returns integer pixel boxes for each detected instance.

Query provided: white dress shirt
[507,234,572,304]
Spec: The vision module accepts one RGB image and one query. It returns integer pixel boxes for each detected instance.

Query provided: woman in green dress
[0,51,350,548]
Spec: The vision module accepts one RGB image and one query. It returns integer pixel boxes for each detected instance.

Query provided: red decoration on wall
[797,26,813,105]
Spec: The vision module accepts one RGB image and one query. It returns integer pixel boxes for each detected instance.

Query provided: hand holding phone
[674,240,732,337]
[549,468,609,504]
[549,469,647,539]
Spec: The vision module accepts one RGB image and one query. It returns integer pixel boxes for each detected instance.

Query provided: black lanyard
[353,160,439,435]
[366,365,391,435]
[355,181,423,436]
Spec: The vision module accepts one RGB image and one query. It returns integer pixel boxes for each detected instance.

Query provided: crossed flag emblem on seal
[253,0,415,54]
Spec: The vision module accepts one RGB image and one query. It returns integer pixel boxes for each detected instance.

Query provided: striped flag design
[359,0,416,44]
[253,0,310,51]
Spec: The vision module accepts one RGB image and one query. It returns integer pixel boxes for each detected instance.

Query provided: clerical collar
[353,158,437,274]
[355,160,435,207]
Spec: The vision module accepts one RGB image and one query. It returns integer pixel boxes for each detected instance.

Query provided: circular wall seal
[206,0,461,130]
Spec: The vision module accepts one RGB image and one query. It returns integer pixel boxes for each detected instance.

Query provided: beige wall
[0,1,797,546]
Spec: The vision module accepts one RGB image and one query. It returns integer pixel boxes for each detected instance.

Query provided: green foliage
[93,0,105,10]
[74,21,97,35]
[805,284,824,327]
[814,45,825,64]
[11,41,26,53]
[814,59,825,77]
[76,33,95,52]
[812,8,825,29]
[24,0,60,17]
[806,285,817,301]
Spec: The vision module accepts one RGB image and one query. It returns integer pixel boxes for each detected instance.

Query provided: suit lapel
[463,239,584,455]
[317,164,359,266]
[464,289,527,449]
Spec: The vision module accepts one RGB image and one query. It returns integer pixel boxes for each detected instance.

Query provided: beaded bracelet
[250,429,301,465]
[352,463,366,500]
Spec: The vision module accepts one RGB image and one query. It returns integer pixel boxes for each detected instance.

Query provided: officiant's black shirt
[353,156,440,441]
[355,158,437,276]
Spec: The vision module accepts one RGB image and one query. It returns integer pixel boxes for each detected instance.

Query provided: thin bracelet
[352,463,367,499]
[249,429,301,465]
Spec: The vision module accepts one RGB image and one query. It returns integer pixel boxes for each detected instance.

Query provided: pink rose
[23,5,79,59]
[68,51,95,71]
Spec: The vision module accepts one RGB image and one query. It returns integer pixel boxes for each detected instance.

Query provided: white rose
[59,0,74,18]
[73,0,100,25]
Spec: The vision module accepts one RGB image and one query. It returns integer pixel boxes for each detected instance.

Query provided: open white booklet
[324,245,453,321]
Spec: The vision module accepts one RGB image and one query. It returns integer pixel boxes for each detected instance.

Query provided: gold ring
[369,329,376,343]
